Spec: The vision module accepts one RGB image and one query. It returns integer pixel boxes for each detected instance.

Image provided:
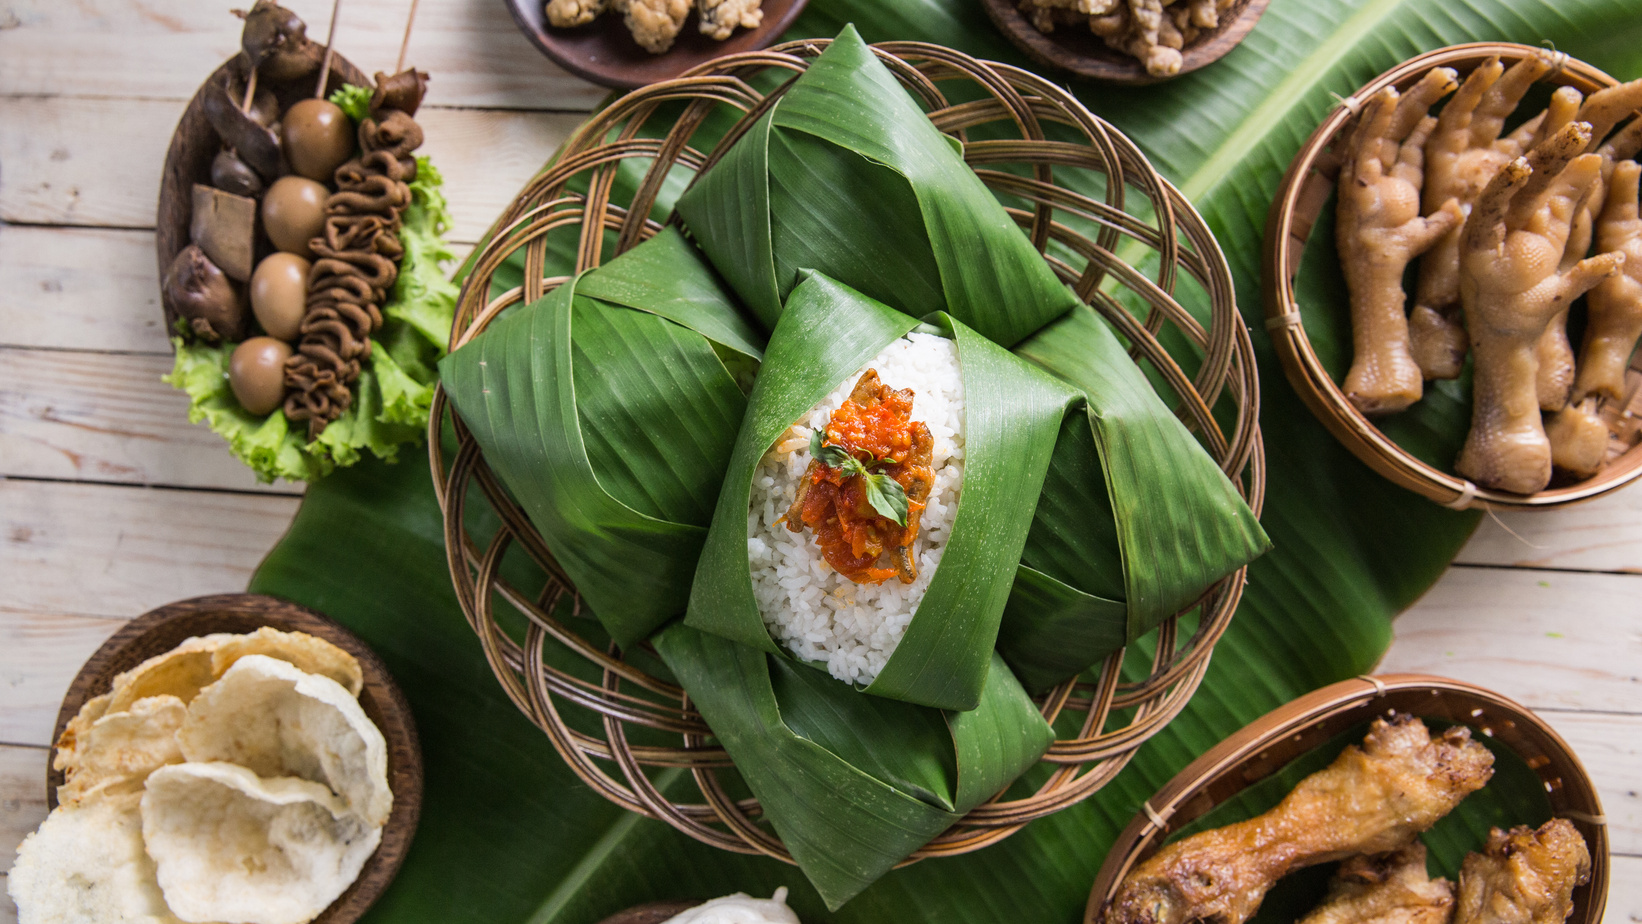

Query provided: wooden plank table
[1,2,1637,921]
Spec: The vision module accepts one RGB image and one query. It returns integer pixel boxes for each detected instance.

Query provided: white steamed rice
[746,332,965,686]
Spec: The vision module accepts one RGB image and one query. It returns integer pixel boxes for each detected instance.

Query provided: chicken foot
[1102,714,1494,924]
[1412,52,1560,380]
[1338,73,1465,415]
[1298,844,1456,924]
[1455,819,1590,924]
[1456,121,1626,494]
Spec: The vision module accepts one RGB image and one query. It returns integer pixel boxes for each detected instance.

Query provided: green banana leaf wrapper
[1001,305,1272,691]
[687,271,1079,711]
[651,623,1053,911]
[439,228,764,647]
[675,25,1081,349]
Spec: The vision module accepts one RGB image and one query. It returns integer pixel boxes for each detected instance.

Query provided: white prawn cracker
[56,694,187,806]
[746,332,966,686]
[180,654,391,826]
[141,762,380,924]
[663,888,801,924]
[7,797,182,924]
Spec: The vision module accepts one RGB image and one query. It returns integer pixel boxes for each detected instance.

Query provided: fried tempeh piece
[1102,714,1494,924]
[1455,819,1591,924]
[1412,52,1560,380]
[1455,122,1625,494]
[1337,74,1465,415]
[698,0,761,39]
[546,0,608,26]
[1299,844,1455,924]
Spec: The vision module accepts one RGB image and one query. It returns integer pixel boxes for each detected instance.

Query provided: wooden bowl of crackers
[24,593,422,924]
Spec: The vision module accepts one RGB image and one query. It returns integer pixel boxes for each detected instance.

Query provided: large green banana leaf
[675,25,1081,348]
[687,271,1077,711]
[245,2,1642,923]
[439,228,761,646]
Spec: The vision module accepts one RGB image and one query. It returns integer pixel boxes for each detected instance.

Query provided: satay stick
[315,0,343,98]
[396,0,422,74]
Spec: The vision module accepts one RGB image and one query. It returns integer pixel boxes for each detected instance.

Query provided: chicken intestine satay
[1337,73,1465,416]
[1298,844,1455,924]
[1102,715,1494,924]
[1411,52,1560,381]
[1454,819,1591,924]
[1455,121,1626,494]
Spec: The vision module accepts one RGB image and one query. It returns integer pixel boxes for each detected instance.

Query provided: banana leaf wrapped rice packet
[676,26,1269,691]
[439,227,763,646]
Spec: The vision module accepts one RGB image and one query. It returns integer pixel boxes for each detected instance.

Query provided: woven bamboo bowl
[430,37,1264,865]
[1263,43,1642,511]
[1086,674,1609,924]
[48,594,422,924]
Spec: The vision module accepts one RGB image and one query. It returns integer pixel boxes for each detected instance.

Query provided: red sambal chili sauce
[783,370,936,586]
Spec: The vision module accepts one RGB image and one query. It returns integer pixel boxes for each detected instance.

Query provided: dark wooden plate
[501,0,810,90]
[156,53,370,336]
[596,900,701,924]
[980,0,1269,85]
[48,593,423,924]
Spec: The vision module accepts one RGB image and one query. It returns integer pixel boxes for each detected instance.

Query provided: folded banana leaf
[686,271,1079,710]
[998,305,1272,690]
[438,228,763,646]
[675,25,1081,348]
[651,622,1053,910]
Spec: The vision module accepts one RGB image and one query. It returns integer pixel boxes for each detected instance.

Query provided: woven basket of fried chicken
[1264,44,1642,510]
[1086,674,1608,924]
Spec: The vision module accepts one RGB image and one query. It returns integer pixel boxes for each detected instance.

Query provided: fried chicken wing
[1455,819,1590,924]
[1103,715,1495,924]
[1299,844,1455,924]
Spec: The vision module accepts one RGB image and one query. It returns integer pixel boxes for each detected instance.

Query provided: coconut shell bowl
[981,0,1271,85]
[431,37,1263,865]
[49,593,423,924]
[1264,43,1642,511]
[1087,674,1609,924]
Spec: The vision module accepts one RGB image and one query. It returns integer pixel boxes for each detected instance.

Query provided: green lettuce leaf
[329,83,374,123]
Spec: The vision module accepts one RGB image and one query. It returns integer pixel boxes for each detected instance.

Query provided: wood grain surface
[1,2,1639,923]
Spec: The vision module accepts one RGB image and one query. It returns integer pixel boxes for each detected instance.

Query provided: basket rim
[429,36,1266,866]
[1083,672,1610,924]
[1261,41,1642,512]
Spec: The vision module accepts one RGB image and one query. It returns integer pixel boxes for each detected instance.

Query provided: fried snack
[1337,74,1465,415]
[1455,819,1591,924]
[547,0,608,26]
[1299,844,1455,924]
[1021,0,1236,78]
[1412,52,1560,380]
[698,0,762,39]
[57,696,187,807]
[619,0,691,53]
[1102,714,1495,924]
[1456,121,1625,493]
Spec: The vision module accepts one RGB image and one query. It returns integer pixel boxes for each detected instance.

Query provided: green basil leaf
[864,473,910,527]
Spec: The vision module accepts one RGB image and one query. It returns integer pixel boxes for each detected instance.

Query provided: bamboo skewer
[396,0,422,74]
[316,0,344,98]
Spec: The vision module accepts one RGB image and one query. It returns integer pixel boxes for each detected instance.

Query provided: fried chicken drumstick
[1455,819,1591,924]
[1299,844,1456,924]
[1102,715,1495,924]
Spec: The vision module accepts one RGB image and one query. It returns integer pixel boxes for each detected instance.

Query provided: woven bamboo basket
[429,37,1264,864]
[1086,674,1609,924]
[1263,43,1642,511]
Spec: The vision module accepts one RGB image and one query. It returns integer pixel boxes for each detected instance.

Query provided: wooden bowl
[48,593,423,924]
[1085,674,1609,924]
[595,901,700,924]
[980,0,1270,85]
[156,52,370,336]
[1263,43,1642,510]
[501,0,810,90]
